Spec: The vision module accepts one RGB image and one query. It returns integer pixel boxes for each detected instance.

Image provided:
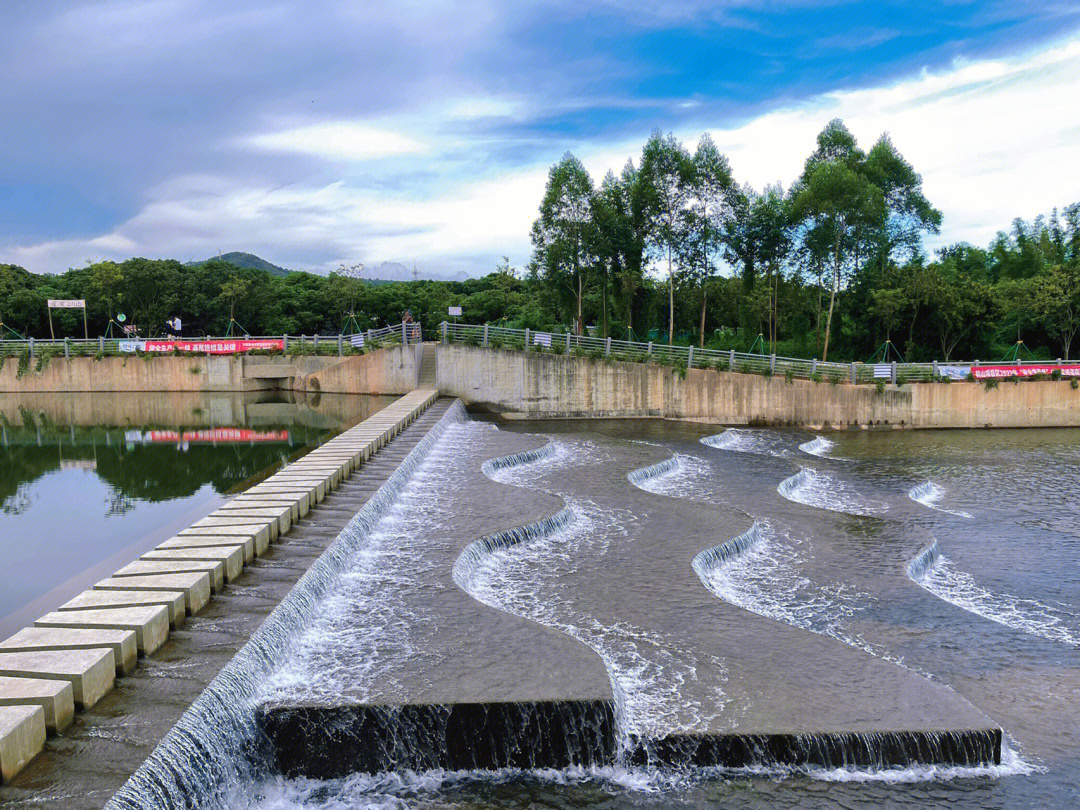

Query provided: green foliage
[983,378,1000,391]
[829,372,842,386]
[875,378,887,396]
[1071,378,1079,390]
[811,371,823,383]
[16,351,30,379]
[785,368,796,385]
[189,365,202,375]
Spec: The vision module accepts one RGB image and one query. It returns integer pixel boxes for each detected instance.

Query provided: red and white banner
[142,339,284,354]
[126,428,290,443]
[971,364,1080,379]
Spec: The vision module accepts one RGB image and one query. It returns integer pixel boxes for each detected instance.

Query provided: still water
[224,418,1080,810]
[0,391,392,638]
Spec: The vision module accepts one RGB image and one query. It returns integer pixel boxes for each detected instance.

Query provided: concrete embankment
[0,346,418,395]
[0,389,439,795]
[434,345,1080,428]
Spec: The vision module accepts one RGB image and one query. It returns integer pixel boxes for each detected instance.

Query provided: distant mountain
[187,252,291,277]
[365,261,471,283]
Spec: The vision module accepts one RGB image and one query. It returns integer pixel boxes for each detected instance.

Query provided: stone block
[35,606,169,655]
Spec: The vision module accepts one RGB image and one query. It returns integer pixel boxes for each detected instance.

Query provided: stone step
[114,559,225,593]
[0,649,115,708]
[0,676,73,734]
[141,547,244,581]
[0,627,137,675]
[58,589,187,629]
[0,705,45,783]
[158,534,256,562]
[35,606,169,655]
[94,572,212,615]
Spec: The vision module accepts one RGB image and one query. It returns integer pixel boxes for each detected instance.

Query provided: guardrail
[438,322,1072,385]
[0,322,423,359]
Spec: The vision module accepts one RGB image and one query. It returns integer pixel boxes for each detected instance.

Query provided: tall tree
[792,121,885,360]
[640,131,692,344]
[681,134,734,347]
[530,153,596,334]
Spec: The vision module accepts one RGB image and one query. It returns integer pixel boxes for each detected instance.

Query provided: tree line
[2,118,1079,361]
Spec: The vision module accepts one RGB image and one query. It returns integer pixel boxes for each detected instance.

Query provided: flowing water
[105,416,1080,809]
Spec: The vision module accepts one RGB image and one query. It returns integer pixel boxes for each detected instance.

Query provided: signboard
[971,364,1080,379]
[872,364,892,379]
[349,333,365,347]
[448,306,462,317]
[118,340,144,353]
[532,331,552,348]
[47,299,85,309]
[142,339,284,354]
[939,365,971,381]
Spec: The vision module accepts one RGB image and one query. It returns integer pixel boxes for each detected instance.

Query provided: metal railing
[0,321,422,359]
[438,321,1071,385]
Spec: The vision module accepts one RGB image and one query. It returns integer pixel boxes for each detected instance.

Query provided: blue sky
[2,1,1079,277]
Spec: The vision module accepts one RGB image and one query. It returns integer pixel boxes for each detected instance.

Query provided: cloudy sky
[2,1,1079,277]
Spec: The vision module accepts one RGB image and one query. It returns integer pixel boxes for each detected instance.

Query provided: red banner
[142,339,284,354]
[134,429,290,443]
[971,364,1080,379]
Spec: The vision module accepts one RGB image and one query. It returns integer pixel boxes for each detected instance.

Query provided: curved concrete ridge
[0,389,440,784]
[469,427,1003,770]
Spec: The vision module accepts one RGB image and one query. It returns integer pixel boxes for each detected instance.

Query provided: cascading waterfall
[799,436,837,458]
[104,401,468,810]
[908,482,974,518]
[907,539,1080,647]
[777,468,889,517]
[701,428,788,457]
[627,452,711,498]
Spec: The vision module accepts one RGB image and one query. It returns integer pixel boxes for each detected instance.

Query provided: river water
[107,415,1080,810]
[0,391,392,638]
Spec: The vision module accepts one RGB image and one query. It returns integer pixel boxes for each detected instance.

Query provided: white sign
[532,331,552,348]
[448,306,462,317]
[47,299,85,309]
[939,365,971,381]
[118,340,145,353]
[349,333,365,347]
[872,364,892,379]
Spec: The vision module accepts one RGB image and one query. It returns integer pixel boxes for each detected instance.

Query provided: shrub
[1051,368,1063,381]
[810,371,823,384]
[189,365,202,375]
[672,360,687,379]
[936,375,951,384]
[549,342,565,355]
[94,350,105,362]
[16,351,30,378]
[875,379,887,396]
[965,372,976,382]
[983,378,999,391]
[191,406,204,416]
[737,361,752,375]
[587,348,604,361]
[1072,378,1079,391]
[785,368,796,385]
[34,347,60,373]
[828,372,842,386]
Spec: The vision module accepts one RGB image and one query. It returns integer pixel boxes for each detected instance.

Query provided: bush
[829,372,842,386]
[672,360,687,379]
[1051,368,1063,381]
[15,351,30,378]
[34,347,60,373]
[1072,378,1079,391]
[965,372,976,382]
[189,365,202,375]
[875,379,887,396]
[983,378,1000,391]
[810,371,823,384]
[785,368,796,385]
[549,342,565,355]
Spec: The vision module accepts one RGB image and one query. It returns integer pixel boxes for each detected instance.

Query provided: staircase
[417,343,437,388]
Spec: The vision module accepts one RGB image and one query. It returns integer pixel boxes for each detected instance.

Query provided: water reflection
[0,391,392,637]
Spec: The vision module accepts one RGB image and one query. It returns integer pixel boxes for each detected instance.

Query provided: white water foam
[627,453,711,498]
[908,482,974,519]
[907,541,1080,648]
[700,429,789,457]
[455,498,729,742]
[808,741,1039,783]
[777,468,889,517]
[798,436,837,458]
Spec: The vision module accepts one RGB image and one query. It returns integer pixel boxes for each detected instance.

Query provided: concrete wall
[435,345,1080,428]
[0,347,417,396]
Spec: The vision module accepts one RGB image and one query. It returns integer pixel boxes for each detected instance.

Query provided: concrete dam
[2,345,1077,809]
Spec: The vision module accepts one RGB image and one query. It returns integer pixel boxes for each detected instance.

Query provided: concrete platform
[114,559,225,592]
[190,515,279,542]
[0,677,73,734]
[0,649,115,708]
[178,524,271,554]
[223,496,306,520]
[93,573,211,615]
[0,627,137,675]
[157,534,255,563]
[202,506,292,535]
[0,706,45,783]
[58,589,186,628]
[35,607,169,655]
[141,546,243,582]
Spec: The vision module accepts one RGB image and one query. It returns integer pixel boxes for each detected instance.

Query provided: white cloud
[8,33,1080,275]
[245,121,428,162]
